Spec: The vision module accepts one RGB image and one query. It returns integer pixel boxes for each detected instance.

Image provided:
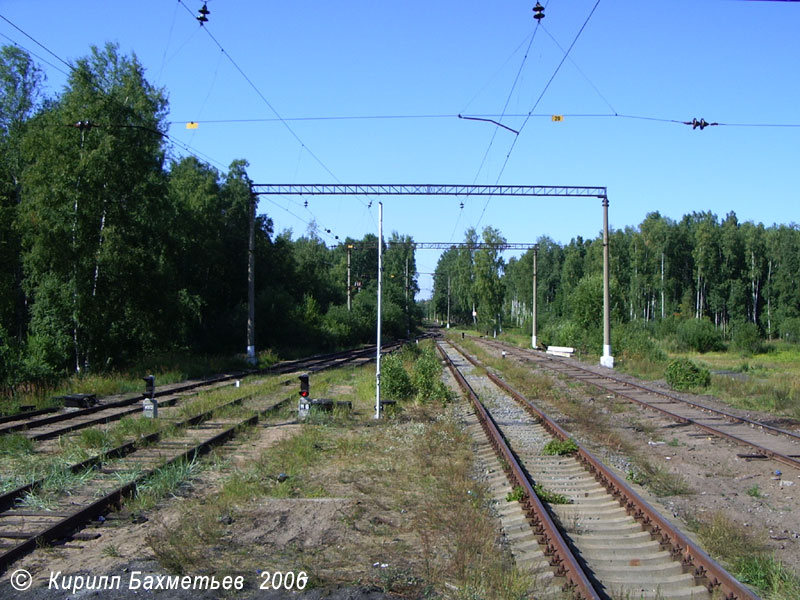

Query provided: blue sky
[2,0,798,298]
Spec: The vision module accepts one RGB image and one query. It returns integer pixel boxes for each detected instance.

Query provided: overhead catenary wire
[264,197,340,242]
[475,0,603,230]
[174,0,376,222]
[166,112,800,128]
[0,12,73,71]
[187,46,224,146]
[0,12,236,173]
[459,30,536,116]
[156,0,181,84]
[468,24,541,185]
[0,7,349,242]
[0,31,70,77]
[540,24,617,115]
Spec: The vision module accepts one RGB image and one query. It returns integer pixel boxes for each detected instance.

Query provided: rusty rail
[450,339,760,600]
[437,342,600,600]
[482,338,800,472]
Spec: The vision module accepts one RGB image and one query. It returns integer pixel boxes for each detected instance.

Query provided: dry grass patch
[146,399,540,598]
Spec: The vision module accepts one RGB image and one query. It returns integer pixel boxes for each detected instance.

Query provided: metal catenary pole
[346,244,353,312]
[246,190,256,365]
[532,244,538,349]
[375,202,383,419]
[601,197,614,368]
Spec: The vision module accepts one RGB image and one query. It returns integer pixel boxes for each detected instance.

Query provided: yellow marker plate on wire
[551,115,564,122]
[186,122,199,129]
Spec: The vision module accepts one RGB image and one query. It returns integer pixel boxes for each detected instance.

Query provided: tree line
[0,44,419,393]
[432,211,800,350]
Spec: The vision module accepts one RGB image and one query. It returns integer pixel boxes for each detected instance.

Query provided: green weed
[128,457,200,512]
[505,486,525,502]
[533,483,571,505]
[0,433,34,455]
[542,438,578,456]
[747,485,762,498]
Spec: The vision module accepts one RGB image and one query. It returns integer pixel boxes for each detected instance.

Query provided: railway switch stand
[298,373,311,418]
[143,374,157,418]
[143,375,155,399]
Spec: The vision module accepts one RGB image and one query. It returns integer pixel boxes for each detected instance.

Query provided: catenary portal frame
[252,184,614,370]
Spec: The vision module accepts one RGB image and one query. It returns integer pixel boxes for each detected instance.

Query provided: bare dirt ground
[0,421,403,599]
[1,404,430,600]
[475,339,800,574]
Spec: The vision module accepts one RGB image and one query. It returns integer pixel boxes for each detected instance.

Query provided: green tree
[474,226,506,335]
[384,233,419,335]
[0,46,45,343]
[19,43,168,372]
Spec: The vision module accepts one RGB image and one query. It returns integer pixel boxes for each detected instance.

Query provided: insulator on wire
[459,201,464,209]
[685,118,718,131]
[304,200,308,208]
[197,2,210,24]
[533,2,545,21]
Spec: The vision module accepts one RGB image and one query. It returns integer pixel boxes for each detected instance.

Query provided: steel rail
[0,389,272,513]
[480,339,800,471]
[0,339,404,572]
[0,407,59,425]
[1,341,408,441]
[0,415,258,574]
[437,341,601,600]
[450,339,760,600]
[524,342,800,442]
[0,372,246,437]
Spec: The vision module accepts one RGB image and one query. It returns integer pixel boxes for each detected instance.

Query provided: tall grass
[1,352,255,415]
[696,512,800,600]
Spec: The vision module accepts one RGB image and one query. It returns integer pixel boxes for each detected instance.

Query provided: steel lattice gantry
[251,183,614,369]
[252,184,607,198]
[340,242,540,250]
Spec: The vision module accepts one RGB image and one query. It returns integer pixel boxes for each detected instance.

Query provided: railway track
[439,339,758,600]
[0,341,403,444]
[0,389,272,574]
[473,337,800,472]
[0,340,407,574]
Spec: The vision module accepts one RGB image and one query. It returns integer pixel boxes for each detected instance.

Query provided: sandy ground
[0,415,409,600]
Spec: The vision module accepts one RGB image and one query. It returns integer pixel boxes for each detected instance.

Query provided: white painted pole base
[600,345,614,368]
[532,335,538,349]
[246,345,257,365]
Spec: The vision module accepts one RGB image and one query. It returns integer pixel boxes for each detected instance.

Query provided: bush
[779,317,800,344]
[676,319,724,353]
[613,322,666,362]
[665,358,710,391]
[412,347,451,404]
[541,319,600,351]
[380,353,414,400]
[731,321,763,355]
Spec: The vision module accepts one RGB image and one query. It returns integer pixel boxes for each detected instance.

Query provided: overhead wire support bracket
[458,114,519,135]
